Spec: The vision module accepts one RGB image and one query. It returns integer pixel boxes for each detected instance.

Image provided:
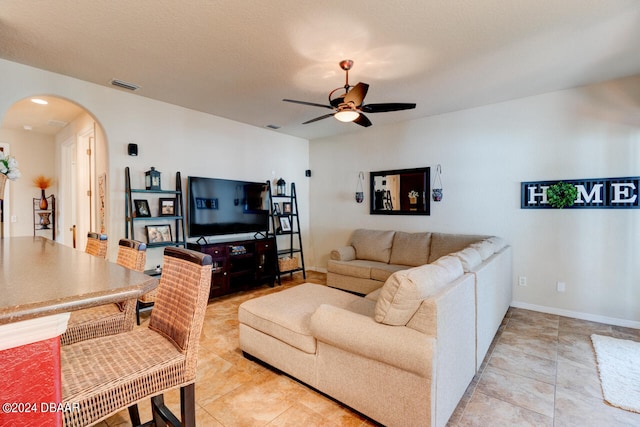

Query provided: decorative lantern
[276,177,286,196]
[355,171,364,203]
[145,167,161,190]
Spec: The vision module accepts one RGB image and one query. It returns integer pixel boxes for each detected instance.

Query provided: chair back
[149,247,212,376]
[85,232,108,258]
[116,238,147,272]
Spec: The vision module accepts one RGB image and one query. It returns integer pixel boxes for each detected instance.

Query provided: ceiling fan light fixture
[334,110,360,122]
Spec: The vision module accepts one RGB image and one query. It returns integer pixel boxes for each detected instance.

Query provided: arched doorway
[0,96,108,249]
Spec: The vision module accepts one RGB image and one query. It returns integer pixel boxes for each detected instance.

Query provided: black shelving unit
[268,181,306,284]
[125,167,186,250]
[33,194,55,240]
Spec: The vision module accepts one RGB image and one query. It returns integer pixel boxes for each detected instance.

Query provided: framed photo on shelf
[279,216,292,232]
[282,202,292,214]
[134,199,151,217]
[146,224,172,244]
[273,203,281,215]
[159,198,176,216]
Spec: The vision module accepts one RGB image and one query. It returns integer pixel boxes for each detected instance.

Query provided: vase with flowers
[0,152,21,200]
[33,175,53,210]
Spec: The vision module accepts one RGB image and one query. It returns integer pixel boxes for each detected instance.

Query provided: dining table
[0,236,158,427]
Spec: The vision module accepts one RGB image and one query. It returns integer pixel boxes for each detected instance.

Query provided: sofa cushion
[452,247,483,272]
[370,263,408,282]
[469,240,495,260]
[327,259,389,280]
[428,233,487,263]
[389,231,432,267]
[238,283,361,354]
[486,236,507,252]
[351,229,395,263]
[374,256,464,325]
[365,288,382,301]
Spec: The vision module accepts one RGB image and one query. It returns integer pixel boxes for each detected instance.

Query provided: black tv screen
[187,176,269,237]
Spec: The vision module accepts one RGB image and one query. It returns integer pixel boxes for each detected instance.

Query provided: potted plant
[547,182,577,209]
[0,152,21,200]
[408,190,419,204]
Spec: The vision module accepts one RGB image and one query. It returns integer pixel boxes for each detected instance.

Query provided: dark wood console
[187,237,277,299]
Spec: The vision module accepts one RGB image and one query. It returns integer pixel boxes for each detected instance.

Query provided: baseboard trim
[511,300,640,329]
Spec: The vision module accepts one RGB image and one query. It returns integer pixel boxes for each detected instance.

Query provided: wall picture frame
[279,216,291,232]
[146,224,172,243]
[273,203,281,215]
[282,202,292,214]
[159,198,176,216]
[134,199,151,217]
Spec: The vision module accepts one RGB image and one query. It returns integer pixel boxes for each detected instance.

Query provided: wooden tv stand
[187,236,276,299]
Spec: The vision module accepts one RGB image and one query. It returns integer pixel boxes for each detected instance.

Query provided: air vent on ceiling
[266,124,281,130]
[48,119,68,128]
[110,79,140,91]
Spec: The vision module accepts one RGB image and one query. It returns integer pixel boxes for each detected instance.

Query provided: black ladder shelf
[124,166,186,251]
[268,181,306,284]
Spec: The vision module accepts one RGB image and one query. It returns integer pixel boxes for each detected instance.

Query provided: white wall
[0,128,56,237]
[3,57,638,325]
[0,59,310,267]
[309,75,640,325]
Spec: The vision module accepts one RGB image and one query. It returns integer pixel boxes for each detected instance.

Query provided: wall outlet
[11,215,17,223]
[557,281,566,292]
[518,276,527,286]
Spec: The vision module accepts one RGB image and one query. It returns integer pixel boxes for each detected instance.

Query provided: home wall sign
[521,176,640,209]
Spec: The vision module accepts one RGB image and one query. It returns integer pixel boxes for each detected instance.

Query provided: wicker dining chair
[85,232,108,258]
[61,247,213,427]
[60,239,146,346]
[137,285,157,325]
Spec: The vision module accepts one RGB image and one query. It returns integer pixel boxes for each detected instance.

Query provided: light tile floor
[100,272,640,426]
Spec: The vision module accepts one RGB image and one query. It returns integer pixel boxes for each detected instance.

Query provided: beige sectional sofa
[327,229,488,294]
[238,230,512,427]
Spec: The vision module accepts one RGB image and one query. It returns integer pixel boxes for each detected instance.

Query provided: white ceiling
[1,0,640,140]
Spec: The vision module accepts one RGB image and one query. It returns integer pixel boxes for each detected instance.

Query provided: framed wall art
[134,199,151,217]
[159,198,176,216]
[146,224,172,243]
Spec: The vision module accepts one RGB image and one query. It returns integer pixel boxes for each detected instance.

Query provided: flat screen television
[187,176,269,237]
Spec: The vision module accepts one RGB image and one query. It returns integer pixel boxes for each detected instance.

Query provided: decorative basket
[278,256,298,272]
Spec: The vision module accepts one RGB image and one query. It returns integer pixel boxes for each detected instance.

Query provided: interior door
[61,137,77,247]
[75,127,95,251]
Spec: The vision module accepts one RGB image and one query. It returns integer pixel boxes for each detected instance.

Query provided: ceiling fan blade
[302,113,335,124]
[283,99,333,109]
[353,113,372,127]
[344,82,369,106]
[361,103,416,113]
